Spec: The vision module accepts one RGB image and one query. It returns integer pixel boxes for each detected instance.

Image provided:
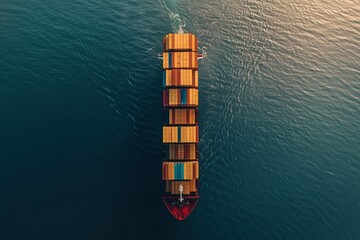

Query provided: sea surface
[1,0,359,239]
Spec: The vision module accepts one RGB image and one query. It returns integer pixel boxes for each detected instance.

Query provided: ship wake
[160,0,186,33]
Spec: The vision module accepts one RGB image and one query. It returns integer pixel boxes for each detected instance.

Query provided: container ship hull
[160,33,200,220]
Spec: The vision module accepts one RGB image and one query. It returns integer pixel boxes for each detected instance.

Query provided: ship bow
[163,196,199,221]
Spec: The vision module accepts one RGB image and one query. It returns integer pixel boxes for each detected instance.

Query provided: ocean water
[1,0,359,239]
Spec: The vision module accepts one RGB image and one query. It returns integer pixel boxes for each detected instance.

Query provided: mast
[179,184,184,203]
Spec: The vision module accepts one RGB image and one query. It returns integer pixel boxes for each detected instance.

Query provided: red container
[163,90,169,107]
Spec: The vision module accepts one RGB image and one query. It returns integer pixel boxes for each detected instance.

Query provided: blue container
[168,52,172,68]
[181,89,186,105]
[180,163,184,180]
[176,163,181,180]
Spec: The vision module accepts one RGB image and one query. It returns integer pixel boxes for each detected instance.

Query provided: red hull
[163,196,199,221]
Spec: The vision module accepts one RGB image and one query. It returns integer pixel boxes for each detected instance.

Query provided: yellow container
[190,179,196,192]
[170,89,175,106]
[187,70,190,85]
[169,127,173,143]
[176,34,179,49]
[187,127,191,143]
[195,161,199,178]
[180,34,183,50]
[182,34,184,49]
[185,69,188,85]
[183,70,187,85]
[163,126,167,143]
[173,89,177,105]
[195,89,198,105]
[163,52,166,69]
[190,144,195,159]
[195,70,198,86]
[174,127,178,143]
[172,90,176,106]
[165,70,169,86]
[189,89,193,105]
[169,34,172,50]
[183,34,186,50]
[192,35,195,51]
[168,90,172,105]
[190,126,193,142]
[162,127,166,143]
[180,52,183,68]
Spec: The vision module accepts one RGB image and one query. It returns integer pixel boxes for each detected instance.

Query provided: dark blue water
[1,0,359,239]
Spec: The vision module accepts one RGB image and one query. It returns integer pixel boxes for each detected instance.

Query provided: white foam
[160,0,186,33]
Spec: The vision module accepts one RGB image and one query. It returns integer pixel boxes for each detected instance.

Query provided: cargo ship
[159,33,202,220]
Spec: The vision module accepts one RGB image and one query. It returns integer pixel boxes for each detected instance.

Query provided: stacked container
[162,33,199,197]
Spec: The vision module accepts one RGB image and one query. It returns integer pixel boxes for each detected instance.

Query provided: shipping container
[163,70,198,87]
[163,33,198,52]
[166,144,197,160]
[166,144,196,161]
[190,179,197,192]
[163,126,199,143]
[162,52,198,69]
[165,180,171,192]
[163,89,199,107]
[167,109,196,125]
[162,161,198,181]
